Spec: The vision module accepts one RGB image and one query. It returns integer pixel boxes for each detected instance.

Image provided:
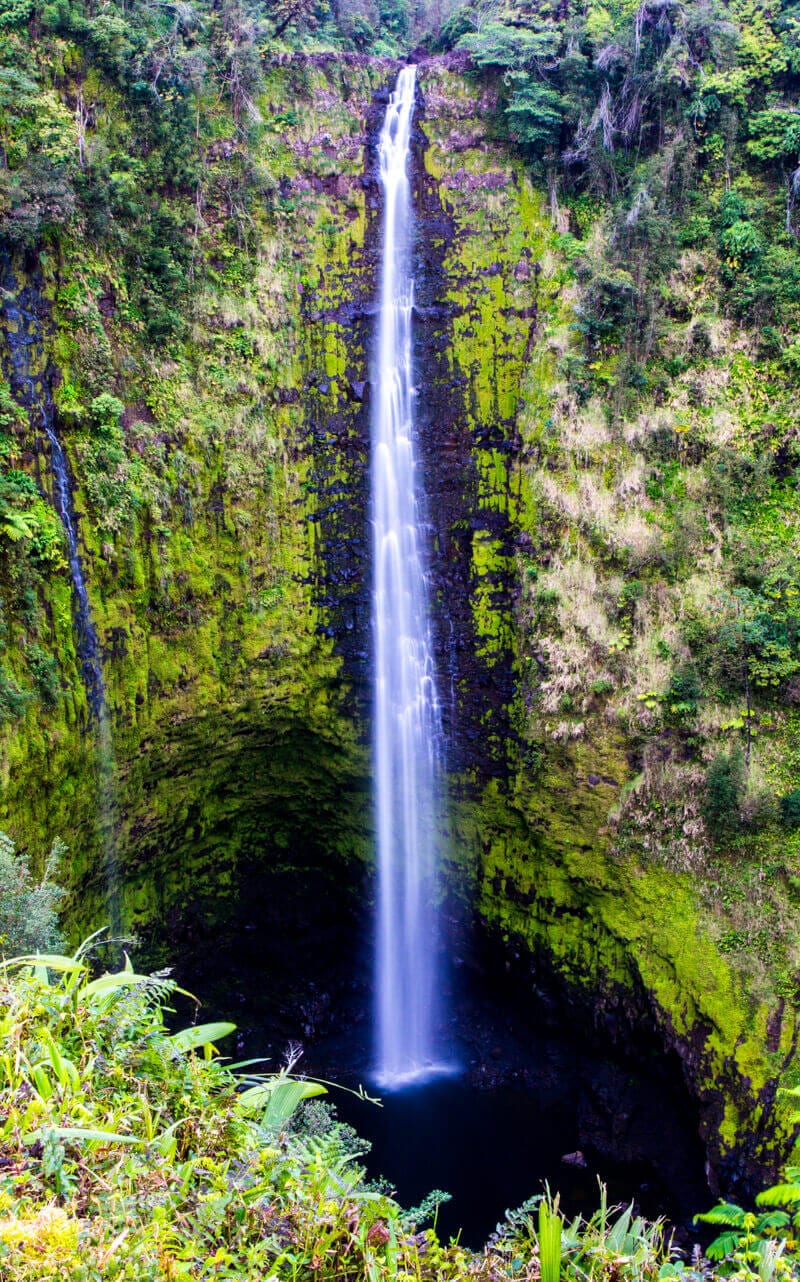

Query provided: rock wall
[0,51,795,1189]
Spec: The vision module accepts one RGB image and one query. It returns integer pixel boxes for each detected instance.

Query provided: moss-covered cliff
[0,22,799,1194]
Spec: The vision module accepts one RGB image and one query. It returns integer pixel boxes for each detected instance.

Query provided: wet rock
[561,1150,588,1168]
[348,379,368,402]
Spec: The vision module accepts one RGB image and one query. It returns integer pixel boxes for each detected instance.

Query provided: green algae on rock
[0,44,798,1196]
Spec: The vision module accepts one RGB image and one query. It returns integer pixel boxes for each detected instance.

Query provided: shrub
[26,643,59,710]
[0,952,478,1281]
[0,830,64,954]
[678,215,712,247]
[739,788,777,832]
[703,748,746,837]
[0,664,31,725]
[780,790,800,830]
[590,677,614,695]
[665,663,702,722]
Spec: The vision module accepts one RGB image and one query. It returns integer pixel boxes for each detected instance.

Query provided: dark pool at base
[176,923,712,1252]
[309,1049,710,1251]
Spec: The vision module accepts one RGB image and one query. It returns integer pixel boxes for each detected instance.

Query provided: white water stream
[373,66,448,1088]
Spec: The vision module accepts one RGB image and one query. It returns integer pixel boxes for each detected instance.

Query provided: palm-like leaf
[169,1021,236,1053]
[695,1201,748,1227]
[261,1079,327,1132]
[706,1230,744,1260]
[757,1184,800,1208]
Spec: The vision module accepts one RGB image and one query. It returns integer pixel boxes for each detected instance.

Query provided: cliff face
[0,50,797,1188]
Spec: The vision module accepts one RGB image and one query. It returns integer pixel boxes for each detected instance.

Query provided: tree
[713,582,800,760]
[0,830,64,955]
[703,747,746,837]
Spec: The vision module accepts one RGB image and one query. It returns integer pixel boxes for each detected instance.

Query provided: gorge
[2,0,800,1269]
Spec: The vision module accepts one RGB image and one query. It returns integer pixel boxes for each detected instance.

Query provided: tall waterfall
[373,66,447,1088]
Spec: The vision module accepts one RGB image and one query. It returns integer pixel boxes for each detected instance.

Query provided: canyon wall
[0,53,797,1187]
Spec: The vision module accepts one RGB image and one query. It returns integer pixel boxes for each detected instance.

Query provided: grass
[2,939,791,1282]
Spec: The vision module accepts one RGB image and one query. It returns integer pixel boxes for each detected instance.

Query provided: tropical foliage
[0,940,700,1281]
[15,936,794,1280]
[0,942,478,1280]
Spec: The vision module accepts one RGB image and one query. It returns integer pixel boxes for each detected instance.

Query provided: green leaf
[237,1083,274,1112]
[82,971,151,998]
[606,1203,634,1252]
[261,1079,327,1131]
[2,953,86,972]
[538,1199,562,1282]
[25,1126,144,1145]
[705,1230,743,1260]
[695,1202,747,1227]
[169,1022,236,1053]
[30,1063,53,1100]
[757,1184,800,1208]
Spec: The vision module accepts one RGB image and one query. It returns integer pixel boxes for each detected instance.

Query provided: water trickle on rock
[0,256,120,935]
[372,66,450,1088]
[0,261,106,719]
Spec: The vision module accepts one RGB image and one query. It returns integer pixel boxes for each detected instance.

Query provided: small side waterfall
[0,264,105,718]
[373,66,449,1088]
[43,421,106,718]
[0,259,120,935]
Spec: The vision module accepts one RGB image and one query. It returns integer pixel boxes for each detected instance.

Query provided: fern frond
[705,1230,743,1259]
[694,1202,747,1227]
[757,1184,800,1208]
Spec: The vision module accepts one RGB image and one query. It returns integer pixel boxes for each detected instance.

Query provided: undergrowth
[0,937,798,1280]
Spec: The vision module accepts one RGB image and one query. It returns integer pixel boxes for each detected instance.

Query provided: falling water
[373,66,448,1088]
[0,258,120,935]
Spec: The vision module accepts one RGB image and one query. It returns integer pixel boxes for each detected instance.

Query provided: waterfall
[0,258,120,935]
[373,66,449,1088]
[0,262,105,718]
[43,421,106,718]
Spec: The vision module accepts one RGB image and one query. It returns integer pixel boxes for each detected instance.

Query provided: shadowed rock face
[0,254,106,719]
[411,73,523,778]
[0,51,794,1201]
[301,62,524,780]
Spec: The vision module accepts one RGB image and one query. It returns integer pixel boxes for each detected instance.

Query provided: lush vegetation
[0,852,797,1281]
[424,0,800,1000]
[0,830,63,955]
[2,934,800,1281]
[1,0,800,1255]
[0,942,670,1280]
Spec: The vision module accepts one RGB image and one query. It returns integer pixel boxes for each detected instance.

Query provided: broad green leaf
[41,1033,79,1090]
[606,1204,633,1252]
[25,1126,144,1145]
[261,1079,326,1131]
[2,953,86,972]
[30,1064,53,1101]
[237,1083,275,1112]
[169,1022,236,1053]
[82,971,151,998]
[538,1200,562,1282]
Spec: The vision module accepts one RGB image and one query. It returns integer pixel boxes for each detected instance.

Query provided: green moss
[0,50,796,1183]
